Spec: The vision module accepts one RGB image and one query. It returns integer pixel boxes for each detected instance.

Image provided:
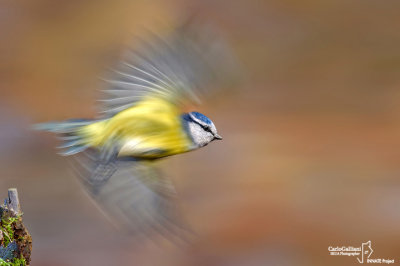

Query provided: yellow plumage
[34,24,234,240]
[79,96,192,158]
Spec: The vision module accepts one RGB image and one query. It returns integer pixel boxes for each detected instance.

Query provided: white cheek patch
[188,122,214,147]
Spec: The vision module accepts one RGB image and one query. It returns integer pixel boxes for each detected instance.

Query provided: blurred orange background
[1,0,400,265]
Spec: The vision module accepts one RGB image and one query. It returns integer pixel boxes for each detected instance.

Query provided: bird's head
[184,111,222,148]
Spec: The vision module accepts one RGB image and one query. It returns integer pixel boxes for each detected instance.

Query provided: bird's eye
[201,125,212,133]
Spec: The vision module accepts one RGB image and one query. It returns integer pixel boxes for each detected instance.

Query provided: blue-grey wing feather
[72,149,191,242]
[99,25,237,117]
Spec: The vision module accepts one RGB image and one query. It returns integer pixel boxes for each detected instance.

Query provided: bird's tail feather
[34,119,93,156]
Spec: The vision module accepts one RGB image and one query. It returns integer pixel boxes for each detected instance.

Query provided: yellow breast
[79,96,192,158]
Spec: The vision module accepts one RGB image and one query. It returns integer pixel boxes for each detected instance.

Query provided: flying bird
[35,25,236,242]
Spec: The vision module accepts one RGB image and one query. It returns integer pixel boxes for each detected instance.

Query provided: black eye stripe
[201,124,212,133]
[192,118,212,133]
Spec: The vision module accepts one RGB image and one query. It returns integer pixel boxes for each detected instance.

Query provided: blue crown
[190,112,212,125]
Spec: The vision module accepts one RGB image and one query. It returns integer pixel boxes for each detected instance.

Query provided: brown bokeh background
[1,0,400,265]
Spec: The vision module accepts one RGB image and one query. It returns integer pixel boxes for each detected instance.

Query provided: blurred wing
[73,149,190,242]
[100,25,237,117]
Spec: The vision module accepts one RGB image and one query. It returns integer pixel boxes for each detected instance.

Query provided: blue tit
[35,25,235,241]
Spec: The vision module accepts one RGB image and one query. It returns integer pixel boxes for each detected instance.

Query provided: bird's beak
[214,134,223,140]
